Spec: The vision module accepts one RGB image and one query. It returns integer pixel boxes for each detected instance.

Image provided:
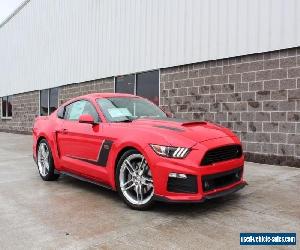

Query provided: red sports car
[33,93,246,210]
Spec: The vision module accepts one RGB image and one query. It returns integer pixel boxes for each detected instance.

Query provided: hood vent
[153,125,184,132]
[181,121,207,127]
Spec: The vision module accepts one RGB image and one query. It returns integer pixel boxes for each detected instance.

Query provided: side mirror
[79,114,96,125]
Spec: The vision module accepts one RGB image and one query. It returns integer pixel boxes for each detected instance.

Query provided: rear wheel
[37,139,60,181]
[116,149,155,210]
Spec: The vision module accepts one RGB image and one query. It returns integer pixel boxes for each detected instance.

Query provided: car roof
[60,93,141,107]
[78,92,138,99]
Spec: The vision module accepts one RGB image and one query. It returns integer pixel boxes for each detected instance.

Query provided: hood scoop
[181,121,207,127]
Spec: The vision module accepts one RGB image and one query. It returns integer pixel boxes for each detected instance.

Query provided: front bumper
[150,155,246,202]
[146,136,246,202]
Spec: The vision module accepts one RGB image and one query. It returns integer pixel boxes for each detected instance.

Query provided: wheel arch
[36,134,54,151]
[35,134,59,169]
[34,135,48,159]
[114,146,138,173]
[36,136,47,150]
[110,143,148,190]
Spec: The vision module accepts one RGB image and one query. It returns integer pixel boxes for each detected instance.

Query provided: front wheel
[37,139,60,181]
[116,149,155,210]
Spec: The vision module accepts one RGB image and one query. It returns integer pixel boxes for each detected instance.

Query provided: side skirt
[59,171,113,191]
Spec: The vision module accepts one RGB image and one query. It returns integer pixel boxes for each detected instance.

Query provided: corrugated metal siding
[0,0,299,96]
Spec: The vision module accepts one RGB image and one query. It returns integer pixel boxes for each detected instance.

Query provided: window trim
[61,98,101,123]
[39,87,59,116]
[158,68,161,106]
[136,69,160,106]
[1,95,13,119]
[49,87,59,114]
[114,69,160,106]
[134,74,137,95]
[115,74,136,95]
[39,89,49,116]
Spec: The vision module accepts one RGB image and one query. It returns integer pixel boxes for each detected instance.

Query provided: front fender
[34,128,61,170]
[106,138,154,190]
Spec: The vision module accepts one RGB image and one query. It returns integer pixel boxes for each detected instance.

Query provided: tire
[116,149,155,210]
[36,139,60,181]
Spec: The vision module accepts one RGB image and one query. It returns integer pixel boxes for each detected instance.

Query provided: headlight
[150,144,190,158]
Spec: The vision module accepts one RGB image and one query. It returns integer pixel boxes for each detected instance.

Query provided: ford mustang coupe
[33,93,246,210]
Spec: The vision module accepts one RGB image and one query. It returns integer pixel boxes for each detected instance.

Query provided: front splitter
[154,181,247,203]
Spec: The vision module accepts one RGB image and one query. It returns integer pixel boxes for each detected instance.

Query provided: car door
[57,100,105,176]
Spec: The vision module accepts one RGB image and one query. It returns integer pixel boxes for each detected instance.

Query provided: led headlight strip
[173,147,189,158]
[150,144,190,158]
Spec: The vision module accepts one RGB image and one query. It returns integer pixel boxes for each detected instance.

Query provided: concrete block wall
[59,77,114,104]
[0,91,39,134]
[0,78,114,134]
[160,47,300,167]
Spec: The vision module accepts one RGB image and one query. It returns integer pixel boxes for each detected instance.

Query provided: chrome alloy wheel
[37,142,50,177]
[119,154,154,205]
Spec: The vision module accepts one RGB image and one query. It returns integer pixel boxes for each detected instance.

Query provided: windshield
[97,97,167,122]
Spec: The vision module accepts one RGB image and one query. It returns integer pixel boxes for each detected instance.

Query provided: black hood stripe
[143,117,191,123]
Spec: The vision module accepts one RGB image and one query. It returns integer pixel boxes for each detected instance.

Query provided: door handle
[56,129,68,134]
[62,128,68,134]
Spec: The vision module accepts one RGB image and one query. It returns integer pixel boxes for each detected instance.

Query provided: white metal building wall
[0,0,299,96]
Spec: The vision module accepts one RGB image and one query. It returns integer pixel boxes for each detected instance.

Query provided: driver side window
[64,100,99,122]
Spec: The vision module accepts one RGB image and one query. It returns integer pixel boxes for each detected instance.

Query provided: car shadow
[56,174,246,214]
[56,174,120,201]
[152,193,245,216]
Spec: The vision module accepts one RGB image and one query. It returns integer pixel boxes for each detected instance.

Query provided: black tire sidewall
[115,149,155,210]
[37,139,59,181]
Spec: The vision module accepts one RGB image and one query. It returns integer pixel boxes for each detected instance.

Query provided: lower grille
[202,167,243,192]
[201,144,243,166]
[167,175,198,193]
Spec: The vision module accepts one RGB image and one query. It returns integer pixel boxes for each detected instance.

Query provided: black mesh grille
[202,167,243,192]
[201,145,243,166]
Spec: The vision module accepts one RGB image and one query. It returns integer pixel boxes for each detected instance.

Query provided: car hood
[120,118,237,148]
